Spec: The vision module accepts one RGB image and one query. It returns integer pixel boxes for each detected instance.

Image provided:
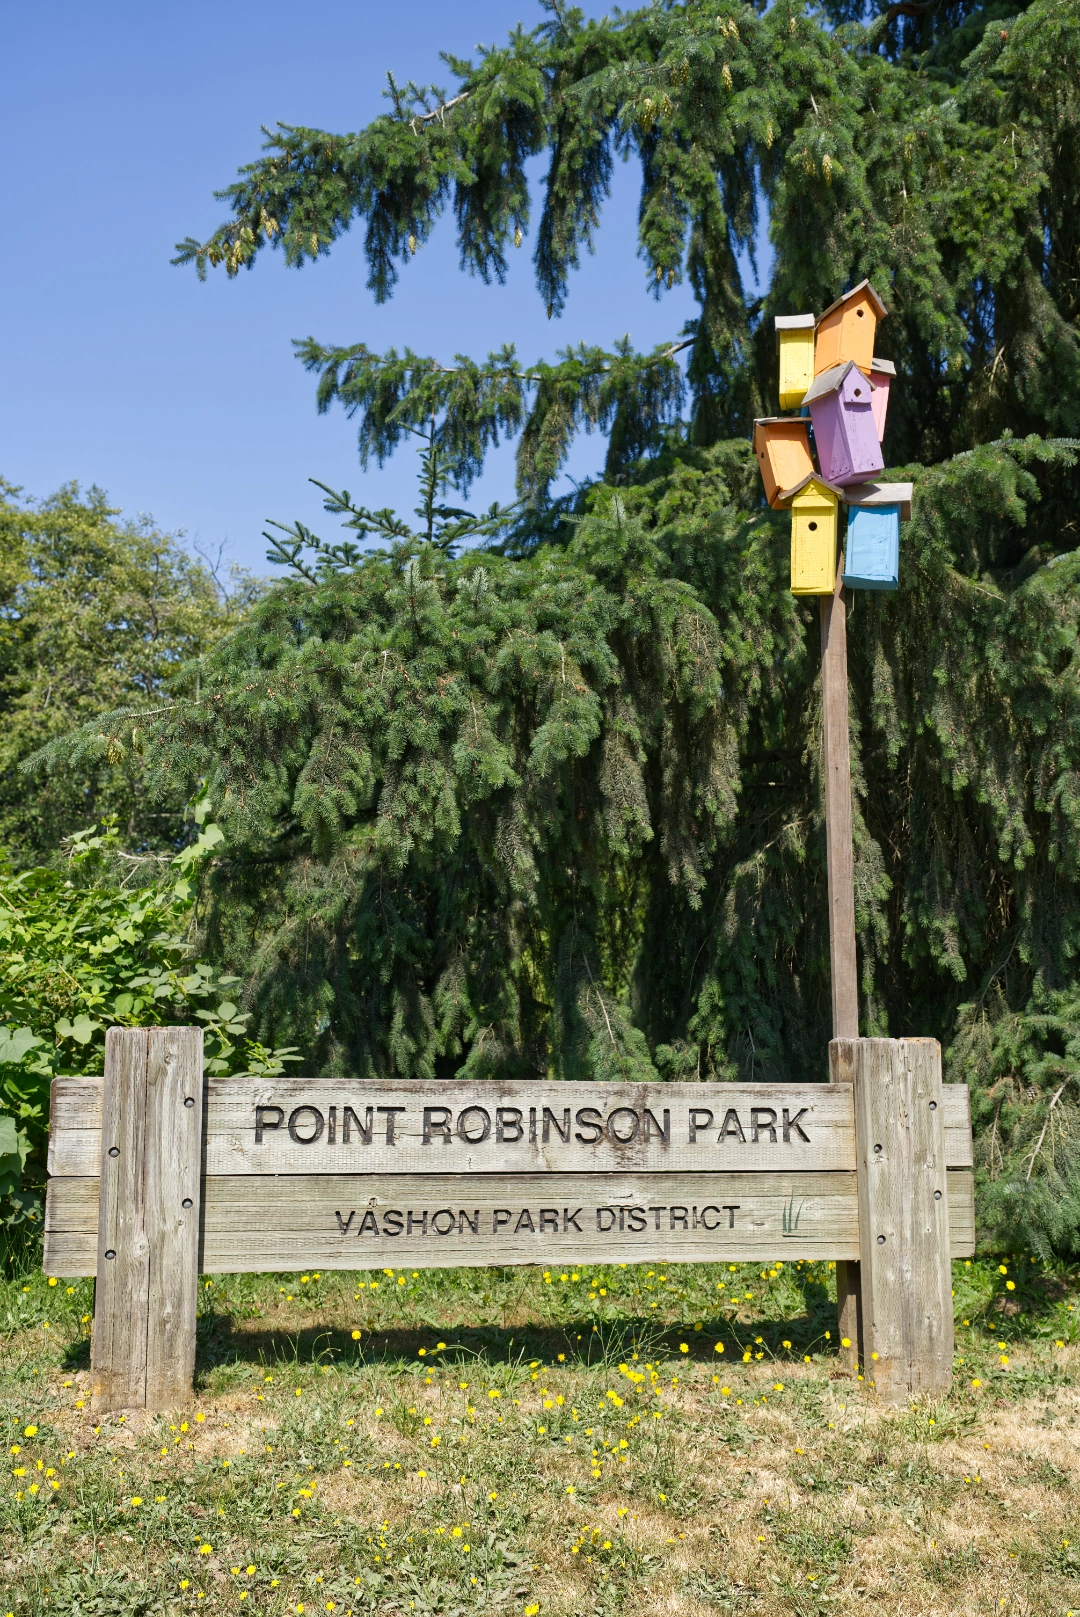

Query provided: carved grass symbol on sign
[781,1194,805,1237]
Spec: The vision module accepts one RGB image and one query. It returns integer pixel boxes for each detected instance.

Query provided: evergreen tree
[39,0,1080,1252]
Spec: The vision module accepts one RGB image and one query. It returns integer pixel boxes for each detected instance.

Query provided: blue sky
[2,1,763,575]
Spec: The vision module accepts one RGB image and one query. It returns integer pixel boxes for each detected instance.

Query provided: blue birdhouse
[842,481,912,591]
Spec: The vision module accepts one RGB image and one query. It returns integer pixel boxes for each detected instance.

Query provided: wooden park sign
[44,1027,973,1413]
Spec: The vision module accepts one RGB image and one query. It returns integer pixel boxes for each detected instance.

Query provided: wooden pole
[91,1027,203,1413]
[820,556,863,1368]
[819,560,859,1039]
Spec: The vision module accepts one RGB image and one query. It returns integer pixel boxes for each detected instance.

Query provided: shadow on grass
[59,1334,91,1372]
[194,1298,845,1382]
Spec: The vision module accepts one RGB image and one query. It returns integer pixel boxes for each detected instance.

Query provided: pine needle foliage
[36,489,753,1089]
[290,334,689,503]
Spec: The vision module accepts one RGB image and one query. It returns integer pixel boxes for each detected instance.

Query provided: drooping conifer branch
[293,334,693,500]
[174,0,1080,460]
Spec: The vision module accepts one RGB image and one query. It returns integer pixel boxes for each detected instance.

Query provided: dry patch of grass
[2,1257,1079,1615]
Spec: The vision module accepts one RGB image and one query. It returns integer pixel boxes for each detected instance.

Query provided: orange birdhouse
[753,416,814,509]
[779,473,842,595]
[814,279,887,377]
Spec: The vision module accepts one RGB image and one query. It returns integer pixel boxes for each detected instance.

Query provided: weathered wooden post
[835,1036,955,1401]
[90,1026,203,1412]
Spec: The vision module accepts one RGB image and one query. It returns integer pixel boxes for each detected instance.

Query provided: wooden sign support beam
[820,557,864,1369]
[90,1027,203,1413]
[839,1036,954,1401]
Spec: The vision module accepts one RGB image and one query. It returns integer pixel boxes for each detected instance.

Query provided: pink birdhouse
[803,361,884,486]
[869,358,895,443]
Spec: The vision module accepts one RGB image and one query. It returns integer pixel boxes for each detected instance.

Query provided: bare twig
[409,92,470,135]
[1025,1079,1072,1181]
[584,956,619,1052]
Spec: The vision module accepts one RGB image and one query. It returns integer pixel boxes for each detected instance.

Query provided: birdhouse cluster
[758,281,911,596]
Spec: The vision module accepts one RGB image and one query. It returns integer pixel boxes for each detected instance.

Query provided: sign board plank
[47,1076,975,1177]
[947,1168,974,1258]
[44,1167,976,1278]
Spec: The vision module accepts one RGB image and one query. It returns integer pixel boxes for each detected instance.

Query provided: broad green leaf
[0,1027,44,1065]
[0,1114,19,1157]
[56,1015,101,1045]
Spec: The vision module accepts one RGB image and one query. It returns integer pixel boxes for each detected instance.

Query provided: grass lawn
[2,1254,1079,1616]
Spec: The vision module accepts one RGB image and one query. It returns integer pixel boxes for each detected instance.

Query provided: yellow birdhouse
[779,473,841,595]
[775,313,816,410]
[753,416,814,509]
[814,279,887,377]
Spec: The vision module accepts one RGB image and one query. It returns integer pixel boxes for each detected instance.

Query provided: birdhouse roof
[774,312,815,351]
[777,472,844,505]
[754,414,809,429]
[870,357,896,377]
[845,481,913,520]
[801,361,861,405]
[817,278,888,325]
